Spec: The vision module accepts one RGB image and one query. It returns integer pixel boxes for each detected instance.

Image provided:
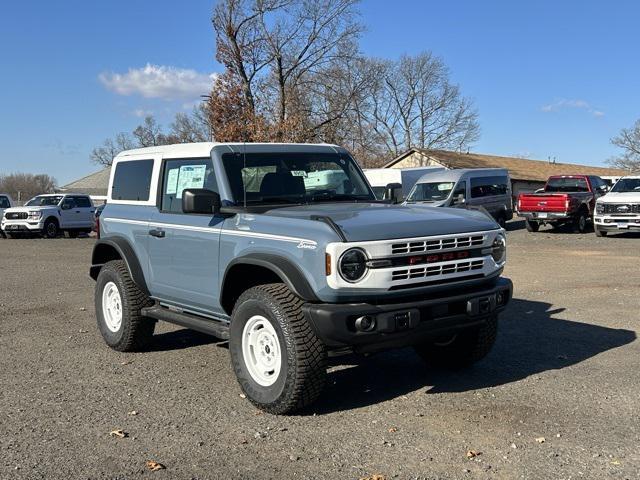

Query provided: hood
[265,203,499,242]
[601,192,640,202]
[4,206,58,214]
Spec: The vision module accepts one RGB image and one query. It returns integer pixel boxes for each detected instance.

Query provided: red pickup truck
[517,175,608,233]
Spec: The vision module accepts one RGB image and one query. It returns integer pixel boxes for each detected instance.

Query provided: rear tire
[95,260,155,352]
[229,283,327,414]
[414,315,498,369]
[525,219,539,232]
[496,213,506,229]
[573,210,589,233]
[43,218,59,238]
[595,227,608,237]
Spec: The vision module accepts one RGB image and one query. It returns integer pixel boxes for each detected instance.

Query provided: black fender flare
[89,237,150,296]
[222,253,319,303]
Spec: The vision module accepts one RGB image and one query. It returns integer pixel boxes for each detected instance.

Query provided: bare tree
[90,133,135,167]
[0,173,57,202]
[609,119,640,172]
[132,116,166,147]
[168,105,211,143]
[358,53,479,158]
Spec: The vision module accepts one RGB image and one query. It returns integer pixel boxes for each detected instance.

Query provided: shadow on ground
[308,297,636,414]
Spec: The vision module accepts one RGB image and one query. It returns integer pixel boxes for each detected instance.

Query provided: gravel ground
[1,223,639,480]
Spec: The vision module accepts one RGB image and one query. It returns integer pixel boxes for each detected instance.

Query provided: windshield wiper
[247,196,306,205]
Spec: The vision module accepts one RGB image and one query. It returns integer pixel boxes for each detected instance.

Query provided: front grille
[391,235,485,255]
[392,259,484,281]
[5,212,27,220]
[603,204,640,214]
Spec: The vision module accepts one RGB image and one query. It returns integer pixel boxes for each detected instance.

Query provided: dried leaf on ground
[388,427,398,433]
[359,475,386,480]
[109,429,128,438]
[146,460,165,471]
[535,437,546,444]
[466,450,482,459]
[128,410,138,416]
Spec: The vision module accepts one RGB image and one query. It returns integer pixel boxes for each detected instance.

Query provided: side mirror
[182,188,221,214]
[384,182,403,204]
[599,185,609,193]
[452,193,465,205]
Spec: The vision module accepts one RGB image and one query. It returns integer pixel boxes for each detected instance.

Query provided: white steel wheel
[241,315,282,387]
[101,281,123,333]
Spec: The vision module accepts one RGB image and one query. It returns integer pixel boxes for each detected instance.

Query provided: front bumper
[594,215,640,231]
[303,277,512,352]
[1,219,44,232]
[519,211,573,221]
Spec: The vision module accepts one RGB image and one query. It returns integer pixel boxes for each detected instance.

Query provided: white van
[364,167,446,200]
[405,168,513,227]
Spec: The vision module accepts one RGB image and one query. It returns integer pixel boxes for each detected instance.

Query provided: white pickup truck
[594,176,640,236]
[0,194,14,238]
[1,193,95,238]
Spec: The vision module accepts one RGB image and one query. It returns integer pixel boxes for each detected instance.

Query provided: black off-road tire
[95,260,155,352]
[43,218,59,238]
[496,213,507,229]
[525,219,539,232]
[414,315,498,369]
[595,227,607,237]
[229,283,327,415]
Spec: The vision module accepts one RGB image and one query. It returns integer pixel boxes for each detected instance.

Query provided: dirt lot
[1,224,639,480]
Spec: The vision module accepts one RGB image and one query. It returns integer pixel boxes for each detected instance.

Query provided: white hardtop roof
[115,142,341,160]
[619,175,640,179]
[416,168,508,184]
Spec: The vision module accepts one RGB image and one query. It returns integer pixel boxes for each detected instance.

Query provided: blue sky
[0,0,638,185]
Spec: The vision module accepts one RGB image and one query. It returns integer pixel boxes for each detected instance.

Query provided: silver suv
[90,142,512,414]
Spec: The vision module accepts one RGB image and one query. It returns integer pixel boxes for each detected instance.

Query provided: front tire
[595,227,608,237]
[95,260,155,352]
[414,315,498,369]
[525,219,539,232]
[229,283,327,414]
[43,218,59,238]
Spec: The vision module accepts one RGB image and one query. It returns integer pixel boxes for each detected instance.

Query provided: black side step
[142,305,230,340]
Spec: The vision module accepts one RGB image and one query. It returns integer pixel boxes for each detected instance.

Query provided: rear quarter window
[111,159,154,201]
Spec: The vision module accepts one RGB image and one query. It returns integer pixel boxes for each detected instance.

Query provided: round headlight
[491,235,506,264]
[339,248,368,283]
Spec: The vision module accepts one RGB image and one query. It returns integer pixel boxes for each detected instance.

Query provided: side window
[61,197,76,209]
[161,158,218,213]
[471,176,508,198]
[111,159,154,201]
[74,196,91,208]
[0,196,9,208]
[452,181,467,199]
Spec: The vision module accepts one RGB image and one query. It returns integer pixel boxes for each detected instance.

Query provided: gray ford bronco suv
[90,142,512,414]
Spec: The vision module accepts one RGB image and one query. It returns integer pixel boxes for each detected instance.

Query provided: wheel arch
[220,254,319,315]
[89,237,150,296]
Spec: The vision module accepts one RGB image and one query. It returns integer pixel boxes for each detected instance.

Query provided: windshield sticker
[176,165,207,198]
[291,170,307,177]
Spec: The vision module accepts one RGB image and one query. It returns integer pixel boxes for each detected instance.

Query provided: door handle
[149,228,165,238]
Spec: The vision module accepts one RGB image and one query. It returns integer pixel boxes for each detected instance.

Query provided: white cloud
[541,99,604,117]
[132,108,153,118]
[99,64,216,100]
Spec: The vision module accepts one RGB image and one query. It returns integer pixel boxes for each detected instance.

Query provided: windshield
[545,177,589,193]
[611,178,640,193]
[222,152,375,205]
[25,195,63,206]
[407,182,455,202]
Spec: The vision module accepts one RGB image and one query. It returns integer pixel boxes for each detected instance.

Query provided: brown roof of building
[58,167,111,196]
[385,149,626,182]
